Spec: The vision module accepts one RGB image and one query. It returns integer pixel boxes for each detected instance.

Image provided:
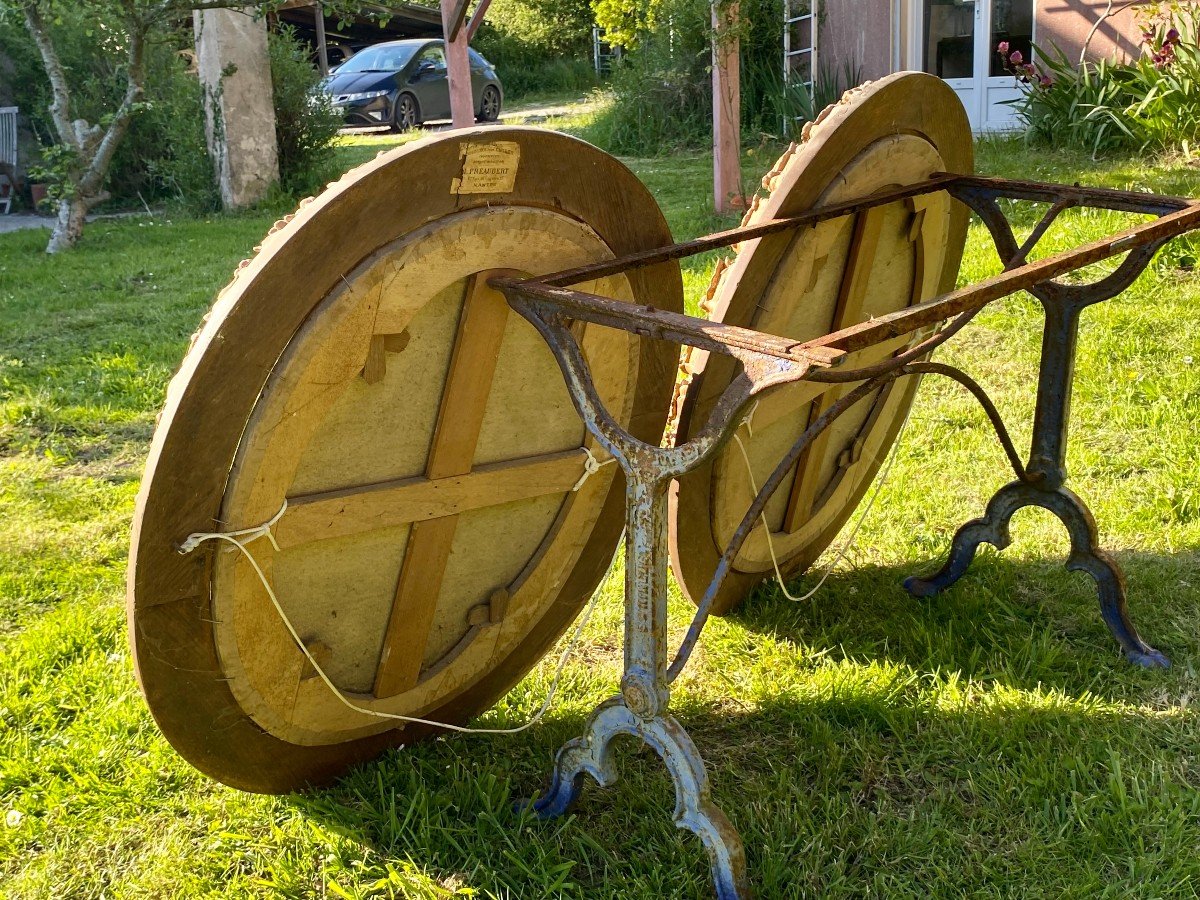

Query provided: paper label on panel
[453,142,521,194]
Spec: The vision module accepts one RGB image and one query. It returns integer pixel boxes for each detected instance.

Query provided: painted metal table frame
[492,174,1198,897]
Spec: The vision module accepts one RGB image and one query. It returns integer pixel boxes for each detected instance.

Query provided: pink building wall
[813,1,1170,85]
[819,0,893,82]
[1035,0,1148,65]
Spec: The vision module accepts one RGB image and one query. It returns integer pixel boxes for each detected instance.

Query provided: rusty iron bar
[797,199,1200,355]
[527,174,1196,291]
[532,174,963,288]
[500,199,1200,391]
[947,173,1194,215]
[1008,197,1077,269]
[492,279,845,368]
[902,361,1028,481]
[508,178,1200,373]
[666,369,904,682]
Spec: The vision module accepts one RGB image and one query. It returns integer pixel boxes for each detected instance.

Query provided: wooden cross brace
[270,271,600,699]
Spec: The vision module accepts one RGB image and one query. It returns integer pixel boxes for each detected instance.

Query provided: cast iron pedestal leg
[905,295,1169,667]
[904,480,1169,667]
[526,476,750,898]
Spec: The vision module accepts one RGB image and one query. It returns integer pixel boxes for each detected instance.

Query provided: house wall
[819,0,894,82]
[1035,0,1146,65]
[814,0,1157,85]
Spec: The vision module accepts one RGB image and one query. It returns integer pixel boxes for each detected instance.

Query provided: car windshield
[337,43,420,74]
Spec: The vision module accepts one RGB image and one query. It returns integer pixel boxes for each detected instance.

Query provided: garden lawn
[1,133,1199,898]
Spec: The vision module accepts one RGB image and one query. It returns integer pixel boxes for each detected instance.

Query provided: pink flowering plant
[1005,1,1200,157]
[998,44,1055,90]
[1126,2,1200,151]
[1001,40,1137,156]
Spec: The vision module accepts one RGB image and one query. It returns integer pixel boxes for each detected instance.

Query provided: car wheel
[478,86,501,122]
[391,93,420,132]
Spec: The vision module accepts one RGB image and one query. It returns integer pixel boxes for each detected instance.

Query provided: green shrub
[582,0,827,155]
[580,0,712,154]
[1003,44,1139,157]
[1005,1,1200,157]
[473,0,598,99]
[268,25,342,196]
[1125,6,1200,152]
[473,30,598,98]
[0,9,216,211]
[6,15,342,210]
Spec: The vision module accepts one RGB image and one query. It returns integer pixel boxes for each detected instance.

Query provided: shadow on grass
[290,668,1200,898]
[729,545,1200,701]
[288,550,1200,898]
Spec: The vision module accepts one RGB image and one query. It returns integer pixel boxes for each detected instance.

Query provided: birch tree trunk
[47,196,89,254]
[22,4,146,253]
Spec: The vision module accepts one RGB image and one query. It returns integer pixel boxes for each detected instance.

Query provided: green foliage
[474,0,599,99]
[482,0,595,57]
[473,32,598,98]
[581,0,821,155]
[1124,7,1200,152]
[579,0,712,155]
[3,12,345,210]
[268,25,342,197]
[1005,45,1139,158]
[0,7,215,210]
[592,0,657,50]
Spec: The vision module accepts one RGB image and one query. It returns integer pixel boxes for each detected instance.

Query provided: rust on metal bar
[948,174,1196,214]
[1008,198,1076,269]
[800,200,1200,354]
[534,174,965,288]
[493,279,846,368]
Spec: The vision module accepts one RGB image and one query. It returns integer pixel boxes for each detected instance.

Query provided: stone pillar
[194,7,279,209]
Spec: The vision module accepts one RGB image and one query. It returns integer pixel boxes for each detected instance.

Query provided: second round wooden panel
[669,73,973,616]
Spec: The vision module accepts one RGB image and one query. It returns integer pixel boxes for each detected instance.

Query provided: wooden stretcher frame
[492,171,1198,898]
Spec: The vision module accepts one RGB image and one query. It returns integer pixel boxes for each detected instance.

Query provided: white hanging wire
[178,497,614,736]
[731,395,913,602]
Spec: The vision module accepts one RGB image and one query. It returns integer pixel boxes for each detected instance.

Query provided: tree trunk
[47,196,89,254]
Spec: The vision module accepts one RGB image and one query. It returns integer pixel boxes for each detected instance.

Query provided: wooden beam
[466,0,492,42]
[711,0,743,213]
[442,0,472,40]
[373,273,510,698]
[313,2,329,76]
[781,207,886,533]
[275,449,591,549]
[441,0,476,128]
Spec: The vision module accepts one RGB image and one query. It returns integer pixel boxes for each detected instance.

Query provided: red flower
[1009,50,1024,66]
[1039,74,1054,88]
[997,40,1010,55]
[1166,27,1181,45]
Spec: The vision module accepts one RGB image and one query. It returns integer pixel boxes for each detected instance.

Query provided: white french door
[913,0,1034,132]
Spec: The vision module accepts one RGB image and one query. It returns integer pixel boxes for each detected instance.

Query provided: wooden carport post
[441,0,493,129]
[712,0,744,212]
[312,1,329,75]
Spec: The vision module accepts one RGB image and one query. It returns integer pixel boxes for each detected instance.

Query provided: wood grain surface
[128,128,683,792]
[669,73,974,617]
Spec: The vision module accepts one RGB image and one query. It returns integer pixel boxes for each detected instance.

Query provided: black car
[322,38,502,131]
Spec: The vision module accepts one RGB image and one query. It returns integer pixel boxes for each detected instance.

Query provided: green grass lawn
[2,130,1199,898]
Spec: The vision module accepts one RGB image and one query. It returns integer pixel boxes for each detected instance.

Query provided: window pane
[990,0,1034,76]
[923,0,976,79]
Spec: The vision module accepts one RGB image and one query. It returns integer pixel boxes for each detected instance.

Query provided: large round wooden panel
[669,73,972,616]
[128,128,683,792]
